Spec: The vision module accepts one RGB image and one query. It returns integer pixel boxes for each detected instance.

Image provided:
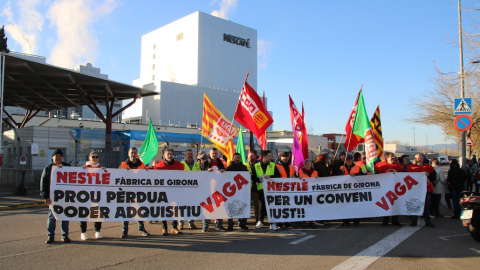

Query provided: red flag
[301,102,309,159]
[257,91,268,150]
[234,73,274,141]
[345,87,364,152]
[289,96,308,159]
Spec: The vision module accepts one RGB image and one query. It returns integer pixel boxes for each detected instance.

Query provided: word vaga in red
[200,174,249,213]
[56,171,111,185]
[375,175,418,211]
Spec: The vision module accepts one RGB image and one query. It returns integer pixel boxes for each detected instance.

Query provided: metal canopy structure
[0,52,156,150]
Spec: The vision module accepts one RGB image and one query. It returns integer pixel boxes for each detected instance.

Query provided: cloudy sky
[1,0,476,147]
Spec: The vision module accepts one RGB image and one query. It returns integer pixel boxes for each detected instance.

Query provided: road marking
[281,231,306,239]
[328,224,341,230]
[0,246,64,259]
[470,248,480,254]
[289,234,316,245]
[331,223,422,270]
[438,233,470,240]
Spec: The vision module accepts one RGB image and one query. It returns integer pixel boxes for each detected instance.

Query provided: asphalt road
[1,206,479,270]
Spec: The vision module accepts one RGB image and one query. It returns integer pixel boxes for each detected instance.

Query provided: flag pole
[333,132,345,162]
[231,69,251,151]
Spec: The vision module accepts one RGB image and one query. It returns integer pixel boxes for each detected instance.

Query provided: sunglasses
[91,156,99,159]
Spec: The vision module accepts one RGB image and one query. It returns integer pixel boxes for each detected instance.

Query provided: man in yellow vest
[179,149,200,230]
[253,150,281,231]
[245,150,260,227]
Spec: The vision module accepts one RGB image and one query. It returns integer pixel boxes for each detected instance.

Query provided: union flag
[370,105,384,159]
[345,87,364,152]
[234,71,273,142]
[202,93,238,161]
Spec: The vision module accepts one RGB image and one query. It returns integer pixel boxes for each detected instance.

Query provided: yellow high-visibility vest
[254,162,275,191]
[181,161,200,171]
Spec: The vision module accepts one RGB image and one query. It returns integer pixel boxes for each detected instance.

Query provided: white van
[438,156,449,165]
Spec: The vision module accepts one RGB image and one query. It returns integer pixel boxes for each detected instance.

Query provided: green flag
[139,118,159,165]
[236,127,247,163]
[352,91,378,173]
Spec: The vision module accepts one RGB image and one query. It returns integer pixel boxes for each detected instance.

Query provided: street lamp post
[458,0,467,160]
[413,127,416,149]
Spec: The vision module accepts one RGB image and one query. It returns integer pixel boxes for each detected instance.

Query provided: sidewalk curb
[0,202,46,211]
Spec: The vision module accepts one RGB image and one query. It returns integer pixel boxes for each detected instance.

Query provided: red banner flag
[301,102,309,159]
[257,91,268,150]
[234,74,274,141]
[289,96,308,160]
[345,87,364,152]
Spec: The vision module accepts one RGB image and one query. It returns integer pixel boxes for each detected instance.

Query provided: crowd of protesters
[40,146,477,244]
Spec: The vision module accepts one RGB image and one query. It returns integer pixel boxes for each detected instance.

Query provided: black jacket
[226,162,248,171]
[447,167,466,190]
[40,162,71,199]
[314,162,332,177]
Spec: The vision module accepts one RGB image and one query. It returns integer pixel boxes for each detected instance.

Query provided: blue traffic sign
[454,98,472,115]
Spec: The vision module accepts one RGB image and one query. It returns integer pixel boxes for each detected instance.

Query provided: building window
[153,44,156,50]
[153,54,155,59]
[152,64,155,70]
[176,33,183,41]
[152,74,155,80]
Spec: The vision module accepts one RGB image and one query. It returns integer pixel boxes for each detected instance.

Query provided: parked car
[438,155,449,165]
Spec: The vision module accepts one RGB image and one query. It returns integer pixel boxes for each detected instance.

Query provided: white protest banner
[50,167,250,221]
[264,172,427,222]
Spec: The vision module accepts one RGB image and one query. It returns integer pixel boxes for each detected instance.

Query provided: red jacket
[154,160,185,170]
[375,160,403,174]
[407,163,435,192]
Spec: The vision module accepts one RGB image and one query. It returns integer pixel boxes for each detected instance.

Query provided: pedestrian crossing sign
[454,98,472,115]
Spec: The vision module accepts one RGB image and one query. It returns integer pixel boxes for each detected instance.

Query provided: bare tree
[411,3,480,155]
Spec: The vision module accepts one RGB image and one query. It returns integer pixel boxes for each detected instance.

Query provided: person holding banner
[202,148,227,232]
[332,152,347,176]
[340,154,364,226]
[276,152,296,178]
[299,159,318,178]
[41,149,71,244]
[226,153,249,231]
[407,153,436,228]
[245,150,261,227]
[79,151,106,240]
[119,147,151,238]
[154,148,185,235]
[253,150,281,231]
[374,152,403,226]
[313,154,331,177]
[178,149,200,230]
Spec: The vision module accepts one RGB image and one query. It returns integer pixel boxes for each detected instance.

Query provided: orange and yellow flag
[202,93,238,161]
[370,105,384,159]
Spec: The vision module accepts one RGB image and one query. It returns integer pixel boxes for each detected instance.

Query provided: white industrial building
[123,11,258,127]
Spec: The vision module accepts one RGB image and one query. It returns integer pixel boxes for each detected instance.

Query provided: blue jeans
[47,208,69,237]
[122,221,145,232]
[178,220,194,226]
